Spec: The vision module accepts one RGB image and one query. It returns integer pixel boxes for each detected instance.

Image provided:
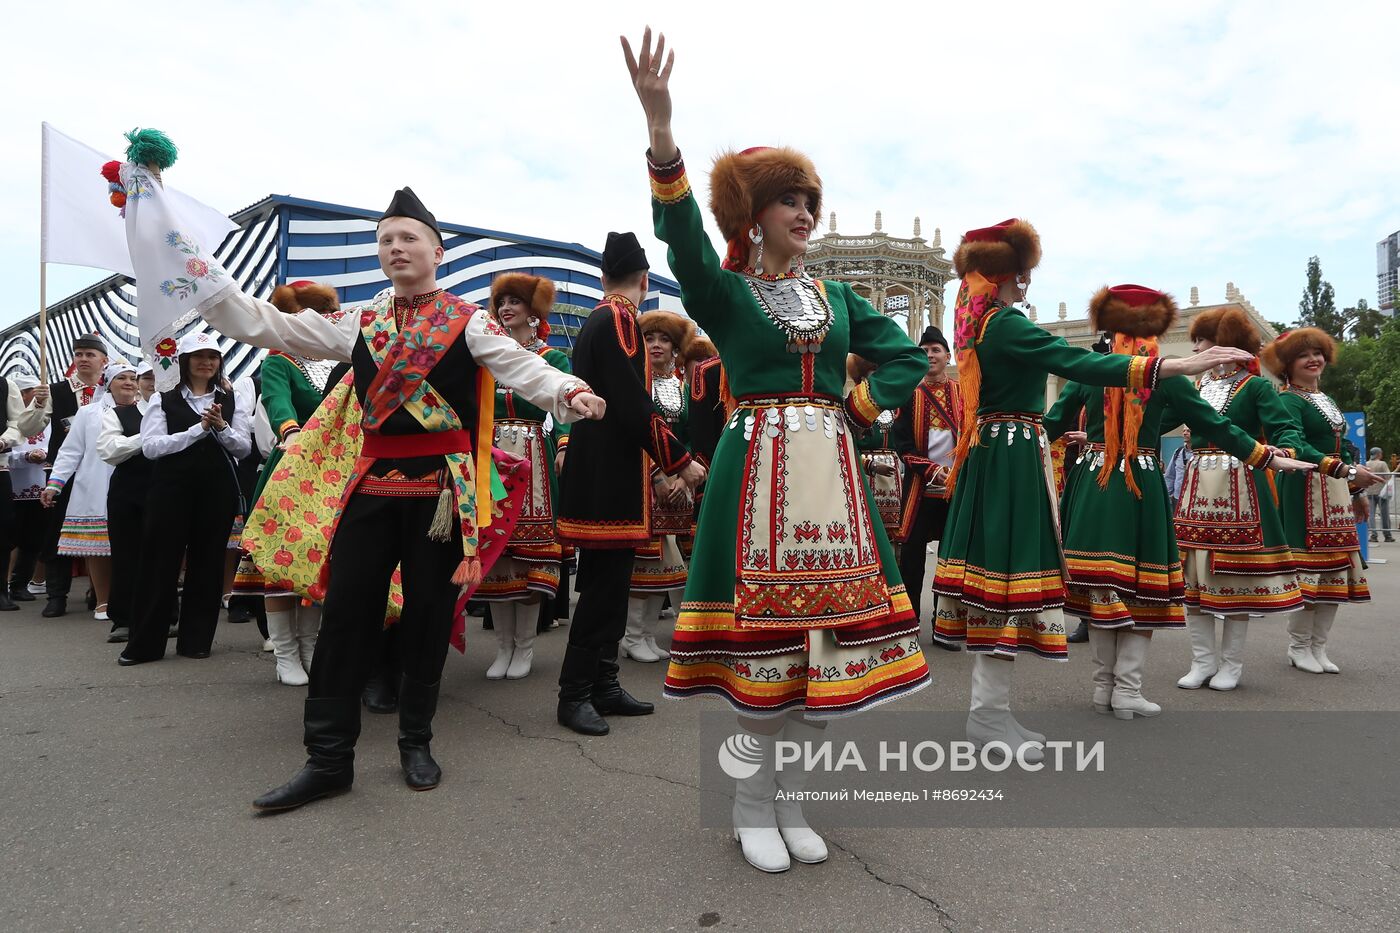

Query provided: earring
[528,317,540,337]
[1017,277,1029,304]
[749,225,765,275]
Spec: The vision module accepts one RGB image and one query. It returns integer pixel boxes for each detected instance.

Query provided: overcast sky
[7,0,1400,334]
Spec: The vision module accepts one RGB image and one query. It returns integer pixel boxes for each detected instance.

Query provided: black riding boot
[252,697,359,813]
[397,675,442,791]
[1067,618,1089,643]
[557,644,609,735]
[592,642,654,717]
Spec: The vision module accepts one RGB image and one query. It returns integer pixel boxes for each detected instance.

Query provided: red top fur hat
[637,310,696,360]
[270,280,340,315]
[709,146,822,271]
[1188,306,1262,355]
[953,219,1042,281]
[1260,327,1336,381]
[490,272,556,342]
[1088,285,1178,497]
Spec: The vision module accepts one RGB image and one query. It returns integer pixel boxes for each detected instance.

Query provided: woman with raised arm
[624,27,932,874]
[1261,328,1379,675]
[930,230,1256,759]
[1043,286,1313,720]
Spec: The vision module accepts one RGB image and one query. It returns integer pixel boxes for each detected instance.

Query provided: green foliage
[1358,318,1400,457]
[123,128,178,170]
[1297,256,1344,339]
[1344,298,1386,340]
[1324,338,1375,413]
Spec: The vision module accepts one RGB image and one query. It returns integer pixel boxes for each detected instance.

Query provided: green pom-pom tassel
[124,128,178,170]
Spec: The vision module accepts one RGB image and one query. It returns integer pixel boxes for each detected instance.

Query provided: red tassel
[100,160,122,184]
[451,557,481,589]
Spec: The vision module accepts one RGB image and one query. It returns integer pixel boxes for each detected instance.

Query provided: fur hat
[1260,327,1336,379]
[1088,285,1178,339]
[637,310,695,354]
[490,273,556,319]
[953,219,1041,280]
[685,335,718,363]
[846,353,877,382]
[1188,306,1262,355]
[270,280,340,315]
[708,147,822,247]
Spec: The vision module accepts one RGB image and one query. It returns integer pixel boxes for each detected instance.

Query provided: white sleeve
[2,381,26,448]
[98,408,144,466]
[464,312,585,423]
[48,408,92,485]
[212,379,253,460]
[202,289,357,363]
[141,396,207,459]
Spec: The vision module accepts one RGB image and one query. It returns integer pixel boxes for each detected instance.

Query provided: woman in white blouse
[41,361,131,622]
[119,334,252,665]
[97,362,152,643]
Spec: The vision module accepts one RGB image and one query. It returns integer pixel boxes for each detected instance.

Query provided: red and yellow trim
[1245,442,1273,469]
[844,380,881,431]
[1125,354,1161,392]
[647,150,691,205]
[933,559,1066,613]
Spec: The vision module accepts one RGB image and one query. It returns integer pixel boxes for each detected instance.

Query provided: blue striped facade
[4,194,682,381]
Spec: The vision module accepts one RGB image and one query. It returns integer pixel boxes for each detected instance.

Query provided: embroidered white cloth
[121,163,237,391]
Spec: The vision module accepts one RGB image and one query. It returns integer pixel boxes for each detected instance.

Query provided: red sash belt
[361,429,472,459]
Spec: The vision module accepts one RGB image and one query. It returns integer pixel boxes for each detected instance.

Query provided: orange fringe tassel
[452,556,482,588]
[945,273,1002,495]
[1099,334,1159,498]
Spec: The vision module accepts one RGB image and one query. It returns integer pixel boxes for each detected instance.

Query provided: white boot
[266,608,308,686]
[966,654,1043,764]
[1087,626,1118,714]
[645,592,675,659]
[506,601,536,679]
[295,603,321,672]
[773,717,829,864]
[1286,609,1323,673]
[1176,612,1219,689]
[485,603,516,680]
[1310,604,1340,673]
[621,596,661,662]
[1111,631,1162,719]
[731,730,790,873]
[1208,618,1248,690]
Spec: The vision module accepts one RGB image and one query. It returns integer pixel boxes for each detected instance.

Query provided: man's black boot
[252,697,359,813]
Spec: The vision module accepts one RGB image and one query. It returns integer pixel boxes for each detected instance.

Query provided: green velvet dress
[648,150,931,718]
[1044,374,1271,630]
[856,407,903,538]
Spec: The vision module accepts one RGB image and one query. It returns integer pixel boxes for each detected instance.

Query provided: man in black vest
[135,187,607,812]
[555,232,705,736]
[25,334,108,617]
[0,372,50,611]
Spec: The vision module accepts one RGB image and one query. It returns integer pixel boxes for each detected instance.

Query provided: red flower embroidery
[299,480,315,495]
[272,468,292,482]
[331,443,347,457]
[273,549,294,567]
[322,496,339,508]
[261,519,278,535]
[372,332,390,351]
[278,496,295,512]
[185,257,209,278]
[285,527,303,543]
[360,310,377,327]
[155,337,178,358]
[305,417,321,431]
[426,309,449,327]
[307,548,323,564]
[303,511,319,524]
[408,347,437,368]
[422,392,439,409]
[322,469,341,484]
[383,373,405,393]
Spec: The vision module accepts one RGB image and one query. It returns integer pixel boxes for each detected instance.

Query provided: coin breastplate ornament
[743,274,833,353]
[1199,370,1247,414]
[652,374,684,420]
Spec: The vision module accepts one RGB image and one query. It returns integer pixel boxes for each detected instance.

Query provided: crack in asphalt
[826,838,955,930]
[1237,868,1362,920]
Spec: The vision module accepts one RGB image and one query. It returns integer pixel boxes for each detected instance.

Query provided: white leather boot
[1310,604,1340,673]
[266,608,308,686]
[1286,609,1323,673]
[295,603,321,672]
[1110,631,1162,719]
[1207,618,1248,690]
[506,601,536,680]
[1176,612,1218,689]
[1087,626,1117,714]
[773,717,829,864]
[966,654,1042,764]
[485,603,516,680]
[645,592,675,659]
[621,596,661,662]
[732,730,790,873]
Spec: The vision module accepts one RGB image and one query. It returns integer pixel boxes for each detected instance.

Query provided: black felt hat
[600,231,649,279]
[73,334,108,354]
[380,187,443,244]
[919,326,949,351]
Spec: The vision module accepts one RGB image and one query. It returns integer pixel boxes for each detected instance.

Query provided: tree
[1344,297,1386,340]
[1361,317,1400,457]
[1298,256,1344,339]
[1324,338,1376,413]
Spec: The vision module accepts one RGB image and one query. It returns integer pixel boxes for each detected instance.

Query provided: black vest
[0,375,8,435]
[46,380,83,463]
[108,404,154,506]
[152,387,241,510]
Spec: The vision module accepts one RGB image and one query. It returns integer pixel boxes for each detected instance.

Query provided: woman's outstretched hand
[621,27,677,162]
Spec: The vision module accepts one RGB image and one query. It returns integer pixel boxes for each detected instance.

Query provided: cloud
[6,0,1399,333]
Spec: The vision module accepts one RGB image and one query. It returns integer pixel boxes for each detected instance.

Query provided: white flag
[40,122,236,277]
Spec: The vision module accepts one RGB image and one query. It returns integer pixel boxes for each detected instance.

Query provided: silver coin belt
[1076,443,1159,473]
[1191,449,1254,471]
[495,419,544,444]
[728,401,845,441]
[978,417,1048,450]
[743,274,834,353]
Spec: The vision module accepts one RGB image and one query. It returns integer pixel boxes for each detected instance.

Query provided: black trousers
[0,480,14,582]
[40,485,72,598]
[106,492,145,628]
[9,498,42,590]
[564,547,635,658]
[897,496,950,623]
[125,480,236,661]
[310,491,461,698]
